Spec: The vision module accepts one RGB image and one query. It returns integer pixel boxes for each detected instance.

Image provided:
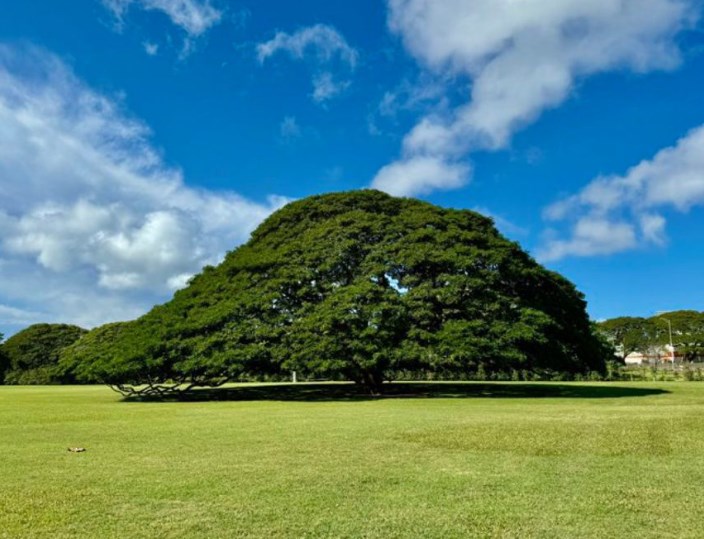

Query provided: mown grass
[1,382,704,538]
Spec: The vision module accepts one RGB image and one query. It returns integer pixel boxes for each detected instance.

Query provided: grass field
[1,382,704,538]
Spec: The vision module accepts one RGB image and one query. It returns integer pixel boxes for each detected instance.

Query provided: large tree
[2,324,87,384]
[65,190,607,393]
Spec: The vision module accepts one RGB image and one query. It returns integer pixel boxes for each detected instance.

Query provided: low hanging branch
[108,374,229,398]
[109,383,182,398]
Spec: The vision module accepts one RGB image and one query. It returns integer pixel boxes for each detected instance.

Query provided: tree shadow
[121,382,669,403]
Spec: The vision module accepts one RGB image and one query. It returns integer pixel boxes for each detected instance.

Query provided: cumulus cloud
[257,24,358,103]
[539,125,704,261]
[539,218,638,261]
[372,156,470,197]
[0,45,288,333]
[372,0,697,196]
[0,252,154,332]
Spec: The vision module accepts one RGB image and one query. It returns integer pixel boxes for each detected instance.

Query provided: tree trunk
[359,370,385,395]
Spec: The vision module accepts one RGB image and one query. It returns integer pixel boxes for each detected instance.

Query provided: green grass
[2,382,704,538]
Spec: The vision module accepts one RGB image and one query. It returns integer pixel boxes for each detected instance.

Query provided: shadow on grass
[122,382,669,403]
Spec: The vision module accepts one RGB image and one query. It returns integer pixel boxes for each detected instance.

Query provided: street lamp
[665,318,675,367]
[656,312,676,368]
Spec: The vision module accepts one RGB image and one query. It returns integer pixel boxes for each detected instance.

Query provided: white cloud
[539,125,704,260]
[539,218,638,261]
[639,213,667,245]
[0,44,288,332]
[0,253,154,336]
[373,0,697,196]
[103,0,222,37]
[256,24,358,66]
[103,0,221,56]
[372,156,470,196]
[257,24,358,103]
[312,72,350,103]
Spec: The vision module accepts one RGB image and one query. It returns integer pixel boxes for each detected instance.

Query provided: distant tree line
[597,311,704,362]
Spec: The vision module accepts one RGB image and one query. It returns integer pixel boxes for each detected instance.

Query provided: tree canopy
[2,324,87,384]
[62,190,608,393]
[598,317,656,358]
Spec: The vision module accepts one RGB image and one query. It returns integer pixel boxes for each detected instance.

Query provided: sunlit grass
[1,382,703,538]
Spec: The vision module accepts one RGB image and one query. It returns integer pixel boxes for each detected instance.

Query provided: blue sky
[1,0,704,337]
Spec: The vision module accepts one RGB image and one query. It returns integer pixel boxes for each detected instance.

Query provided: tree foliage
[598,317,656,358]
[2,324,87,384]
[63,190,607,393]
[660,311,704,361]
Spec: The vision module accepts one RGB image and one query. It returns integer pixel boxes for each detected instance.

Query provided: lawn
[1,382,703,538]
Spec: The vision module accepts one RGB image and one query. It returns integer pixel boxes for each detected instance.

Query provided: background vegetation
[598,311,704,361]
[0,324,86,385]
